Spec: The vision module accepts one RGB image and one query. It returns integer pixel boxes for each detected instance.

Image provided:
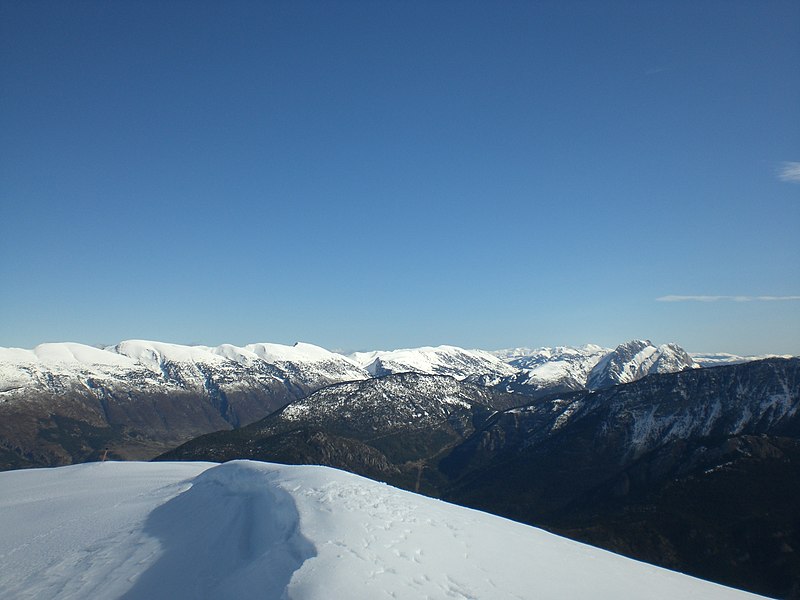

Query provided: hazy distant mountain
[690,351,796,367]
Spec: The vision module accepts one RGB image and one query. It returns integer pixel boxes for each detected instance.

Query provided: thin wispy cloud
[657,295,800,303]
[777,161,800,183]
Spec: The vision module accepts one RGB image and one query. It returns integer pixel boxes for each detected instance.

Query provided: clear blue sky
[2,1,798,355]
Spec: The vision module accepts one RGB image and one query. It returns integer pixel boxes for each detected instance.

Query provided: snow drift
[0,461,764,599]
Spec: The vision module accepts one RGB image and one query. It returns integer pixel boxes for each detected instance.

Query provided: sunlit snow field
[0,461,765,599]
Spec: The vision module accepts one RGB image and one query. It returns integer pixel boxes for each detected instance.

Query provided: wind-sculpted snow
[0,461,765,599]
[123,462,315,599]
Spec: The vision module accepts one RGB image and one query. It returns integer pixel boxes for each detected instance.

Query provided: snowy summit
[0,460,765,600]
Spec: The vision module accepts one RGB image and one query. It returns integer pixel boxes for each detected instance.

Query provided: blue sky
[2,1,798,354]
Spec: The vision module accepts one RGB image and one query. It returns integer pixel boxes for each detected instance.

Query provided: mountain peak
[586,340,696,390]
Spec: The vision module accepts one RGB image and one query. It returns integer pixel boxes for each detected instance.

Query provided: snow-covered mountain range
[0,340,371,468]
[0,340,370,395]
[0,460,765,599]
[1,338,768,404]
[0,337,786,469]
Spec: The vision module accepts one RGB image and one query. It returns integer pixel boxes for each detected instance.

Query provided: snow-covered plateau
[0,460,765,600]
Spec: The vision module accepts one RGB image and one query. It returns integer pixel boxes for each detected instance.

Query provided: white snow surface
[0,340,370,397]
[110,340,365,372]
[349,345,516,380]
[0,461,765,600]
[0,342,139,367]
[0,340,362,372]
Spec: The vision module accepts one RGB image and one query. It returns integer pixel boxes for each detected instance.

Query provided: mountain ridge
[0,337,789,470]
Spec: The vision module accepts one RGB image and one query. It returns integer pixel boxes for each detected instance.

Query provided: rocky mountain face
[161,358,800,599]
[444,358,800,599]
[443,357,799,500]
[585,340,698,390]
[159,373,526,491]
[0,341,369,468]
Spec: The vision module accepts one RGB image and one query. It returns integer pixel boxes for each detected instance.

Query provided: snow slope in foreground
[0,461,764,600]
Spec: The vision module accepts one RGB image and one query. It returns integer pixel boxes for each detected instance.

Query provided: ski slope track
[0,461,765,600]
